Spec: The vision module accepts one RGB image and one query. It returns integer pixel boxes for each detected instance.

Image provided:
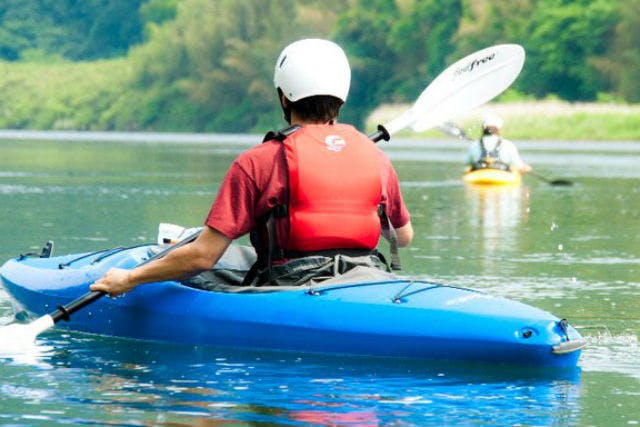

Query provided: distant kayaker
[466,114,531,173]
[91,38,413,296]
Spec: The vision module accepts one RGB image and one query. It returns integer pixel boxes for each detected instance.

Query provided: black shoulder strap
[242,126,301,286]
[479,137,488,158]
[378,204,401,270]
[262,124,301,143]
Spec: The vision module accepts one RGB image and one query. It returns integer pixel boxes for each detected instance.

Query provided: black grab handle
[368,124,391,143]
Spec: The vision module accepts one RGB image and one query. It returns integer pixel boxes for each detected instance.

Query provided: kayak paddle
[369,43,526,141]
[0,228,202,351]
[0,44,526,347]
[438,121,574,186]
[528,170,573,186]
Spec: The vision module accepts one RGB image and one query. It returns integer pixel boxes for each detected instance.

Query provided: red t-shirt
[205,129,410,241]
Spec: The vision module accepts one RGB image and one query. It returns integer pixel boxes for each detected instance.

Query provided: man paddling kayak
[466,113,531,173]
[91,38,413,296]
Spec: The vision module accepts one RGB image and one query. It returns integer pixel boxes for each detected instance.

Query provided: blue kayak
[0,244,585,368]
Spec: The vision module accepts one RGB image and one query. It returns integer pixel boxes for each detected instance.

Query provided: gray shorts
[182,245,389,291]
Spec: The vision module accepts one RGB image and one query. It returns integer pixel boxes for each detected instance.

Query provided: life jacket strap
[280,248,378,259]
[262,124,301,143]
[243,211,273,286]
[242,125,303,286]
[471,159,511,171]
[379,204,401,270]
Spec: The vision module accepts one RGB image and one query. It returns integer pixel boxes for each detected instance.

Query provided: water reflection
[0,332,583,426]
[464,184,530,270]
[0,343,55,369]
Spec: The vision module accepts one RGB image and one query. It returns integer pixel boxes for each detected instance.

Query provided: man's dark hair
[279,90,344,123]
[483,126,499,136]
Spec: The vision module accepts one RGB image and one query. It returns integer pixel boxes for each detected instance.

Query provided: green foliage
[0,0,145,61]
[1,0,640,134]
[333,0,400,127]
[601,0,640,102]
[389,0,463,98]
[499,109,640,140]
[518,0,619,100]
[335,0,463,127]
[379,101,640,140]
[140,0,179,26]
[0,59,131,130]
[123,0,329,132]
[453,0,533,55]
[494,89,537,102]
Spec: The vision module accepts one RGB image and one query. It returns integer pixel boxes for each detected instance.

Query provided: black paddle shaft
[49,229,202,324]
[529,170,573,186]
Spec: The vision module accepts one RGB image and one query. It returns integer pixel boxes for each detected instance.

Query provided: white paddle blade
[0,315,54,353]
[408,44,525,133]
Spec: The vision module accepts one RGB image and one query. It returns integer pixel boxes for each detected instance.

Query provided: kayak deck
[463,168,521,185]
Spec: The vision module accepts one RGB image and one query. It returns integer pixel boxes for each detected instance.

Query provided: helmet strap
[278,89,292,124]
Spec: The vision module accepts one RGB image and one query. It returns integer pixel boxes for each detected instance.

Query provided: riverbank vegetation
[1,0,640,139]
[368,99,640,140]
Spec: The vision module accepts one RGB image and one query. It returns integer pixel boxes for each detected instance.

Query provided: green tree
[0,0,632,131]
[112,0,332,132]
[597,0,640,101]
[518,0,618,100]
[80,0,145,59]
[334,0,462,128]
[333,0,400,128]
[0,0,145,61]
[140,0,179,26]
[388,0,462,99]
[453,0,534,54]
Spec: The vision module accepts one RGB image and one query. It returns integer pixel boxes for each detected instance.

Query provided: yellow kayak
[463,168,521,186]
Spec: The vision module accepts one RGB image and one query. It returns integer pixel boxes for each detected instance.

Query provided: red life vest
[281,123,382,252]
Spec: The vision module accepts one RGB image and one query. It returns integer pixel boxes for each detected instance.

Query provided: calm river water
[0,133,638,426]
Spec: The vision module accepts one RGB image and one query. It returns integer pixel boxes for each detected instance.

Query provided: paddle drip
[0,228,202,352]
[0,316,54,354]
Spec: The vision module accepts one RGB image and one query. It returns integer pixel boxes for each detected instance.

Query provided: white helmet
[274,39,350,103]
[482,113,504,130]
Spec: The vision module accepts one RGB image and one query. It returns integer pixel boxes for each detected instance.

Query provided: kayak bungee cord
[306,279,411,296]
[0,229,202,349]
[57,247,124,269]
[89,243,151,265]
[53,243,154,269]
[390,281,485,302]
[305,279,484,303]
